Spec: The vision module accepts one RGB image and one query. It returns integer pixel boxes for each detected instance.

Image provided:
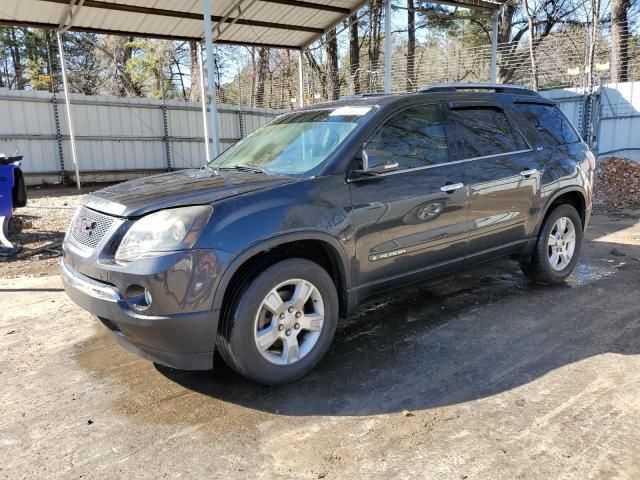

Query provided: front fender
[210,230,354,313]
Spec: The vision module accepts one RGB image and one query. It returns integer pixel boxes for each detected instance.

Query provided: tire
[520,204,583,284]
[216,258,339,385]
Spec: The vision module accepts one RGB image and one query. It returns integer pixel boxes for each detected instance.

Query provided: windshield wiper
[218,164,272,175]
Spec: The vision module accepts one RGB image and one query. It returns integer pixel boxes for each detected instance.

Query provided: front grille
[70,207,115,250]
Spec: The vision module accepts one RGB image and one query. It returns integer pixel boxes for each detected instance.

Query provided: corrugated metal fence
[2,82,638,186]
[0,88,283,185]
[542,81,640,162]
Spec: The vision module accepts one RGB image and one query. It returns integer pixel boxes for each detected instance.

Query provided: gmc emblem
[76,218,97,237]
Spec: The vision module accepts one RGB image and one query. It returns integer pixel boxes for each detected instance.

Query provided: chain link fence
[217,17,639,110]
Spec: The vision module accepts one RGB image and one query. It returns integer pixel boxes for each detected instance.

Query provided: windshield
[208,106,376,177]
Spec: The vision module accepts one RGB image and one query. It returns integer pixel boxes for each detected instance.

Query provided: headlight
[115,206,212,262]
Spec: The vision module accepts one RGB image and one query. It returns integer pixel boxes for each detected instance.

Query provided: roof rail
[339,92,404,101]
[418,83,540,96]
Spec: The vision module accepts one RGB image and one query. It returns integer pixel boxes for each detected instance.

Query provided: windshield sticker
[329,106,372,117]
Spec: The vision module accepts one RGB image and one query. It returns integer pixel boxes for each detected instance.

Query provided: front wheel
[216,258,338,385]
[520,204,583,284]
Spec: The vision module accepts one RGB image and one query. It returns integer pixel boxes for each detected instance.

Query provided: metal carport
[0,0,500,189]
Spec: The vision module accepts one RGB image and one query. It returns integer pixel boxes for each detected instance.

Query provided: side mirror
[351,149,399,179]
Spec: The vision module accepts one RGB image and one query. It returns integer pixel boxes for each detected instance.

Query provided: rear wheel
[216,258,338,385]
[520,204,583,284]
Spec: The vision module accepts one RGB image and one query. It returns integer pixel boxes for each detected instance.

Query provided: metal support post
[56,30,81,190]
[197,42,211,163]
[202,0,220,157]
[384,0,392,93]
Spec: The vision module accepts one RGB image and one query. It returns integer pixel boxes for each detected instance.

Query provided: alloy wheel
[547,216,576,271]
[253,278,325,365]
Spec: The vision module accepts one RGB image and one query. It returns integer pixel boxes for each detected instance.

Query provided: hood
[83,169,297,217]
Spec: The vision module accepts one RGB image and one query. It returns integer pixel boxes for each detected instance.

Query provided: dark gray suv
[61,83,594,384]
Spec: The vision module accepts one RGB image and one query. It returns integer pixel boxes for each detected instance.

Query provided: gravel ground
[0,186,96,278]
[1,213,640,479]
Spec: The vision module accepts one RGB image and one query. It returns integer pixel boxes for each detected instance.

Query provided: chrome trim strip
[60,261,121,303]
[350,149,533,181]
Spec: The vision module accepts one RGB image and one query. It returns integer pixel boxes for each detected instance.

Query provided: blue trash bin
[0,156,24,248]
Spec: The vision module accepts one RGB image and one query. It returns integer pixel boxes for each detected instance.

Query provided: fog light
[144,288,153,307]
[125,284,152,311]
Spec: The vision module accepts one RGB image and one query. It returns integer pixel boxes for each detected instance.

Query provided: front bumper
[61,260,219,370]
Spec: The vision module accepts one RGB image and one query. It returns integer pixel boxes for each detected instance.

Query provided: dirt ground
[0,186,90,278]
[1,208,640,479]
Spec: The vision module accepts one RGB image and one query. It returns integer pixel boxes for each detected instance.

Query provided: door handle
[520,169,538,177]
[440,182,464,193]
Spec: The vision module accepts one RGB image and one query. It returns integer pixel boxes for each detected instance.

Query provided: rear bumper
[61,260,218,370]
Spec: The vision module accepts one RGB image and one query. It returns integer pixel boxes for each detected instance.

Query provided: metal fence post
[161,103,171,171]
[238,110,245,139]
[46,32,65,183]
[384,0,392,93]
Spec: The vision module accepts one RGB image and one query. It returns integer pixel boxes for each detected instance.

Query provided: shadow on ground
[150,240,639,418]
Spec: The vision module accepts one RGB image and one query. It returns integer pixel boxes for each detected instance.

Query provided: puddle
[566,261,621,287]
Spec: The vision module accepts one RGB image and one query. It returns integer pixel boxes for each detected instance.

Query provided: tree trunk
[327,28,340,100]
[586,0,601,93]
[368,0,383,92]
[522,0,538,91]
[254,47,269,107]
[406,0,416,91]
[349,14,360,94]
[189,41,201,102]
[9,29,25,89]
[611,0,630,83]
[496,2,516,83]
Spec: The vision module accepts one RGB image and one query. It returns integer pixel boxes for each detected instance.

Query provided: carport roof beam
[1,0,502,49]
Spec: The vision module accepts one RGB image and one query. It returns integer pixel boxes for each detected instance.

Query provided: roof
[0,0,500,50]
[302,84,541,111]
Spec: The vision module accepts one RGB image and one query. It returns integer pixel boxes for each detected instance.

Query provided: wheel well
[547,190,586,228]
[219,240,348,328]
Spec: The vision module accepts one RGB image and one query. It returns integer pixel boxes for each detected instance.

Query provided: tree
[496,0,583,84]
[327,28,340,100]
[254,47,269,106]
[64,32,100,95]
[125,39,177,99]
[348,14,361,94]
[189,41,201,101]
[368,0,383,91]
[522,0,539,90]
[611,0,631,83]
[586,0,602,93]
[407,0,416,91]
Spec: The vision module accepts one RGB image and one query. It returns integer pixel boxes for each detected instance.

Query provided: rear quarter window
[514,103,581,146]
[449,107,529,160]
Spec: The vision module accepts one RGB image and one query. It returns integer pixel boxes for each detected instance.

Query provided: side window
[450,107,529,160]
[513,103,581,146]
[366,104,449,170]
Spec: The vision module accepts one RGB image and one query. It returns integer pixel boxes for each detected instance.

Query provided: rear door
[349,102,469,295]
[445,101,541,256]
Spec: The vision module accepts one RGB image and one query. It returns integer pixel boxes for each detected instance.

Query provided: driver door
[349,102,469,297]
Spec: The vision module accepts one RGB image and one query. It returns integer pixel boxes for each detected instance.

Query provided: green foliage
[125,39,177,99]
[24,57,48,90]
